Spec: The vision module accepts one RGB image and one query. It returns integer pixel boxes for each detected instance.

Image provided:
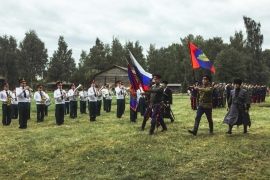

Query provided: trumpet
[24,86,33,92]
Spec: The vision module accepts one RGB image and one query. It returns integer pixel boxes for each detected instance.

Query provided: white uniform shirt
[54,89,66,104]
[68,89,77,101]
[16,87,31,102]
[34,91,49,105]
[96,91,102,101]
[11,92,18,105]
[79,91,88,101]
[88,87,97,102]
[115,86,124,99]
[0,90,11,104]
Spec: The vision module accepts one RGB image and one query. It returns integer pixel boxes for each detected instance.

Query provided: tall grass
[0,94,270,179]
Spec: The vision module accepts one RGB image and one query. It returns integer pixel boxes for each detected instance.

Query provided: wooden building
[93,65,137,88]
[0,75,5,90]
[46,81,73,91]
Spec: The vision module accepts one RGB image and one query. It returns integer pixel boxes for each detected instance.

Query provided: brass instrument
[7,91,12,106]
[72,84,82,100]
[24,86,33,92]
[40,91,47,104]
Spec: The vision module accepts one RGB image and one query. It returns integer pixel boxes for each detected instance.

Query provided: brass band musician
[34,84,49,122]
[11,87,18,119]
[16,78,32,129]
[79,86,87,114]
[0,83,12,126]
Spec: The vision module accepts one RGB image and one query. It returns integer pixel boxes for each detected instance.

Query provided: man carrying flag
[127,63,139,122]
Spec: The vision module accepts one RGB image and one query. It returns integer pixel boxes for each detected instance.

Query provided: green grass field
[0,94,270,179]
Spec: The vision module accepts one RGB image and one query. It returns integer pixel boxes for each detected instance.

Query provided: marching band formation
[1,75,263,136]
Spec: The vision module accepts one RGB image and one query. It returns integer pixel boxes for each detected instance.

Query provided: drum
[45,99,51,106]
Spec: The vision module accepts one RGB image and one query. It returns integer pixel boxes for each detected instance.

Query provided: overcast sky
[1,0,270,65]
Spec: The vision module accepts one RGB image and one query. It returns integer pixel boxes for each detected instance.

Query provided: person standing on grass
[54,81,66,125]
[139,78,153,131]
[11,87,18,119]
[115,80,125,119]
[0,83,12,126]
[148,75,167,135]
[188,75,214,136]
[88,80,97,122]
[223,79,251,134]
[162,80,174,123]
[33,84,47,122]
[16,78,32,129]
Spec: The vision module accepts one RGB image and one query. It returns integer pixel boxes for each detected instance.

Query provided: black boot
[140,118,147,131]
[160,120,167,132]
[188,120,200,136]
[243,124,248,134]
[149,123,155,135]
[209,121,214,135]
[226,125,233,134]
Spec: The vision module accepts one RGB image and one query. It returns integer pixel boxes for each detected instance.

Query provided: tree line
[0,16,269,90]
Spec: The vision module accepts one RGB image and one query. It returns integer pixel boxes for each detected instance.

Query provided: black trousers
[69,101,77,118]
[55,104,64,125]
[36,104,45,122]
[139,98,146,116]
[11,104,18,119]
[80,101,87,114]
[27,102,31,119]
[105,99,112,112]
[18,102,29,128]
[65,102,69,114]
[2,104,12,125]
[117,99,125,118]
[103,97,106,111]
[44,105,48,116]
[89,101,97,121]
[97,100,102,116]
[130,107,137,122]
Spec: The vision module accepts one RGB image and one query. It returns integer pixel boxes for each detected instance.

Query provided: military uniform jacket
[148,83,164,105]
[163,87,172,105]
[223,88,251,126]
[196,85,213,108]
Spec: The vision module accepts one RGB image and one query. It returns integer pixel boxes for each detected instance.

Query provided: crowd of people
[1,75,265,136]
[187,76,267,135]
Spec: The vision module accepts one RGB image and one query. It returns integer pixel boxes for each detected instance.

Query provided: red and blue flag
[189,41,215,73]
[127,63,139,111]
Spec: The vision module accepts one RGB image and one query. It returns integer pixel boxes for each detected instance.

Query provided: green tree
[214,47,246,83]
[88,38,110,72]
[229,30,246,52]
[108,37,126,67]
[243,16,264,84]
[47,36,76,82]
[0,35,18,87]
[18,30,48,87]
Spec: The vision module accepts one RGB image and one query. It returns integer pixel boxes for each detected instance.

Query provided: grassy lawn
[0,94,270,179]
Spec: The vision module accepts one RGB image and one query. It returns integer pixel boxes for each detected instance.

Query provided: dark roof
[0,75,6,80]
[47,81,72,85]
[93,65,136,77]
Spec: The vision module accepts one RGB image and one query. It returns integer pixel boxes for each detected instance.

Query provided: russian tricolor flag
[129,51,152,92]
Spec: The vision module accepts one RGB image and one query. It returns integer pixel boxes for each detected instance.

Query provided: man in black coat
[162,80,174,122]
[223,79,251,134]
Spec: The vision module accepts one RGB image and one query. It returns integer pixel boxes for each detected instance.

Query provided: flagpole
[188,41,196,82]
